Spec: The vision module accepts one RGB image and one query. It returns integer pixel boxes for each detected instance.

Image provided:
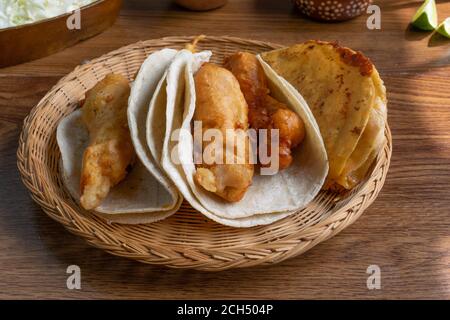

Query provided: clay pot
[175,0,228,11]
[292,0,372,21]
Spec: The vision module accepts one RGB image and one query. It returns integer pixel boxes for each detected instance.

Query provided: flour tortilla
[157,51,294,227]
[127,48,182,214]
[160,51,328,226]
[146,73,168,165]
[57,109,181,224]
[261,41,387,189]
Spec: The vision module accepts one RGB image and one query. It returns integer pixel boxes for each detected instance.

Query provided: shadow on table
[428,32,450,47]
[404,24,431,41]
[405,24,450,48]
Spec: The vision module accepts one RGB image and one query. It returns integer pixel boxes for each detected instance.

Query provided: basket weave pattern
[17,36,392,271]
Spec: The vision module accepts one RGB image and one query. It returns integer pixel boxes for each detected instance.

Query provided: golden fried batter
[225,52,305,170]
[194,63,254,202]
[263,95,305,169]
[80,74,135,210]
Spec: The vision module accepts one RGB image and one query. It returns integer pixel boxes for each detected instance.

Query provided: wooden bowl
[0,0,122,68]
[293,0,371,21]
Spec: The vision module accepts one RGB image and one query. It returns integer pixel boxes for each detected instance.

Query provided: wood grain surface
[1,0,449,299]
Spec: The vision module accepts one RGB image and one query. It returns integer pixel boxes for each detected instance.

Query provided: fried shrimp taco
[152,45,329,227]
[261,40,387,190]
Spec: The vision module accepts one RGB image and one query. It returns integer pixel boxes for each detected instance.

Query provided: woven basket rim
[16,35,392,271]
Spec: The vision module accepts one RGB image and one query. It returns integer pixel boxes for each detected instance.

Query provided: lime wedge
[437,18,450,38]
[411,0,438,31]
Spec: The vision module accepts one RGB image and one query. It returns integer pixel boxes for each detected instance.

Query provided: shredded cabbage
[0,0,97,29]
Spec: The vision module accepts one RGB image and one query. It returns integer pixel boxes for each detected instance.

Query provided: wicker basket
[17,36,392,271]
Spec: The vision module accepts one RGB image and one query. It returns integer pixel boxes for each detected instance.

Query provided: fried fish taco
[58,108,180,224]
[57,49,189,224]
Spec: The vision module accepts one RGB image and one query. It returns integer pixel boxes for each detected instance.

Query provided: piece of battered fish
[225,52,305,170]
[194,63,254,202]
[80,73,135,210]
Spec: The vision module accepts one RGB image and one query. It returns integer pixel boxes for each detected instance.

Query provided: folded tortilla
[57,49,185,224]
[57,109,180,224]
[261,41,387,189]
[154,50,329,227]
[128,48,182,214]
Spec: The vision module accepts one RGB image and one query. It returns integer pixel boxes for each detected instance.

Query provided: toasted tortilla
[335,82,387,188]
[57,109,181,224]
[158,51,328,226]
[261,41,387,189]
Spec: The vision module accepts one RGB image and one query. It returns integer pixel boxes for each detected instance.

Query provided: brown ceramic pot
[175,0,228,11]
[293,0,372,21]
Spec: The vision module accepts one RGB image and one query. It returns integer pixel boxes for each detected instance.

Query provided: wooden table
[1,0,449,299]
